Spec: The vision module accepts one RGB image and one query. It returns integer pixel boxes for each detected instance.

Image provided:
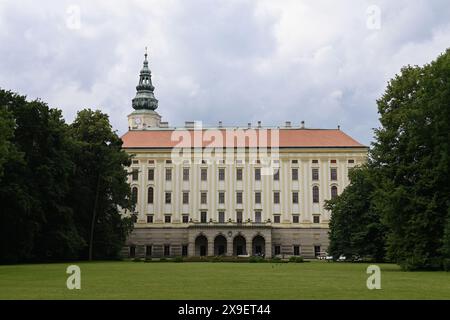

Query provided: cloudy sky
[1,0,449,145]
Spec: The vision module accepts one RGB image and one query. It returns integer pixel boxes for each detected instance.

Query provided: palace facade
[121,52,368,259]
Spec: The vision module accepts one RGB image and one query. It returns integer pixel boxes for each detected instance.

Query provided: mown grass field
[0,261,449,299]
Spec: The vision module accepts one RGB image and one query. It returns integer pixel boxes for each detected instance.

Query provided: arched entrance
[252,235,265,256]
[214,234,227,256]
[195,235,208,256]
[233,235,247,256]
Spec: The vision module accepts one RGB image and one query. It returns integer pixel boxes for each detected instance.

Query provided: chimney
[285,121,292,128]
[248,122,251,129]
[185,121,195,128]
[337,125,341,130]
[160,122,169,128]
[257,121,262,128]
[218,121,223,128]
[301,121,305,129]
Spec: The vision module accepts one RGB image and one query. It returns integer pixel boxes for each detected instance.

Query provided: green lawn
[0,261,449,299]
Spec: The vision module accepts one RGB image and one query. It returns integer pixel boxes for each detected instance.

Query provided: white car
[337,255,346,262]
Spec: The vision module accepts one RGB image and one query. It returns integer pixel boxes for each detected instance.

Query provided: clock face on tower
[134,117,141,125]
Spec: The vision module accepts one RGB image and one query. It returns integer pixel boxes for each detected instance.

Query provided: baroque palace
[121,52,368,259]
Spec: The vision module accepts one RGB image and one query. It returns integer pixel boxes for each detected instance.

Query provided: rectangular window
[148,160,155,164]
[132,169,139,181]
[166,160,172,164]
[292,168,299,180]
[236,168,243,181]
[165,215,171,223]
[182,192,189,204]
[274,245,281,255]
[200,192,207,204]
[255,211,262,223]
[165,192,171,204]
[313,215,320,224]
[314,245,321,257]
[132,160,139,165]
[348,159,355,164]
[129,246,136,258]
[313,187,319,203]
[165,168,172,181]
[201,211,207,223]
[201,168,208,181]
[182,215,189,223]
[218,192,225,204]
[146,215,153,223]
[236,192,243,204]
[255,192,261,204]
[273,215,281,223]
[255,168,261,181]
[293,215,299,223]
[330,159,337,164]
[182,245,188,257]
[312,168,319,181]
[274,192,280,204]
[312,159,319,164]
[164,245,170,257]
[292,160,298,164]
[293,245,300,256]
[331,168,337,181]
[292,192,299,204]
[148,168,154,181]
[236,211,243,223]
[183,168,190,181]
[218,168,225,181]
[146,245,152,257]
[273,169,280,181]
[218,211,225,223]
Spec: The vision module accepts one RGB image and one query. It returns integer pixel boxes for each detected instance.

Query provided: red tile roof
[121,128,365,149]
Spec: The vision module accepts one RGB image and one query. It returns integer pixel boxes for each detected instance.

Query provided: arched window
[312,186,319,203]
[131,187,138,204]
[148,187,154,204]
[331,186,338,199]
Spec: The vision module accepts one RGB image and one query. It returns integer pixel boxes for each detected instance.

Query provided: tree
[69,109,133,260]
[371,49,450,270]
[325,165,386,261]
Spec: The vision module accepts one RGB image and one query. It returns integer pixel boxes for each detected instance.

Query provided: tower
[128,48,162,130]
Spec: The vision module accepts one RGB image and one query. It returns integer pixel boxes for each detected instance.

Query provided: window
[165,215,171,223]
[218,168,225,181]
[331,168,337,181]
[274,245,281,255]
[313,215,320,224]
[182,215,189,223]
[313,186,319,203]
[148,160,155,164]
[132,169,139,181]
[293,215,299,223]
[293,245,300,256]
[166,159,172,164]
[201,211,207,223]
[348,159,355,164]
[218,192,225,204]
[274,215,281,223]
[330,159,337,164]
[129,246,136,258]
[255,211,262,223]
[292,168,298,180]
[292,160,298,164]
[314,245,321,257]
[312,168,319,181]
[146,245,152,257]
[132,160,139,165]
[218,211,225,223]
[273,169,280,181]
[201,168,208,181]
[292,192,299,204]
[236,192,243,204]
[274,192,280,204]
[147,187,154,204]
[182,192,189,204]
[255,192,261,204]
[165,168,172,181]
[148,168,154,181]
[183,168,190,181]
[236,211,243,223]
[182,245,188,257]
[201,192,207,204]
[164,245,170,257]
[255,168,261,181]
[131,187,138,204]
[312,159,319,164]
[165,192,171,204]
[331,186,338,199]
[236,168,243,181]
[147,215,153,223]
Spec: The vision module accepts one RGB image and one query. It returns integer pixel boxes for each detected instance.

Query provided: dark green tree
[372,49,450,270]
[69,109,133,260]
[325,165,386,261]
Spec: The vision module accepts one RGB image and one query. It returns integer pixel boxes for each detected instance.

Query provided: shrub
[173,256,184,263]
